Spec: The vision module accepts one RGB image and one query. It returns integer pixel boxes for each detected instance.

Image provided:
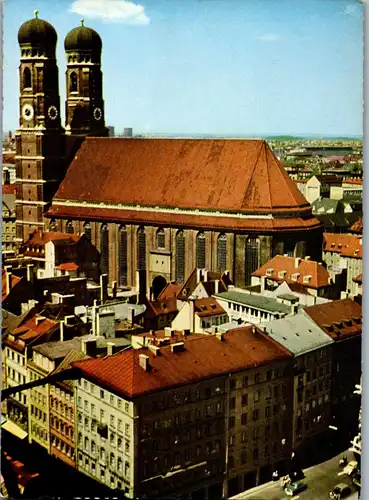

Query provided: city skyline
[3,0,363,136]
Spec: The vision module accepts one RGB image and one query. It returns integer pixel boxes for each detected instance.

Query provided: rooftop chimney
[106,341,115,356]
[305,256,310,261]
[216,331,224,341]
[60,320,65,342]
[171,342,185,353]
[164,327,174,338]
[252,326,256,335]
[214,279,220,294]
[112,281,117,299]
[139,353,150,371]
[148,345,160,356]
[26,263,34,283]
[100,274,108,303]
[35,316,46,325]
[128,306,135,327]
[295,258,301,268]
[82,337,98,356]
[196,269,203,283]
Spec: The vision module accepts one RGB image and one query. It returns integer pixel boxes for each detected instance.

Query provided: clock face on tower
[22,103,34,121]
[48,105,58,120]
[93,107,102,121]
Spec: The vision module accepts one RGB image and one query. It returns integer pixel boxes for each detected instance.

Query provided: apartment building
[213,288,294,325]
[27,337,82,452]
[49,349,87,468]
[303,299,362,451]
[322,233,362,297]
[261,314,334,463]
[71,327,293,499]
[2,313,59,439]
[252,256,333,299]
[172,297,228,333]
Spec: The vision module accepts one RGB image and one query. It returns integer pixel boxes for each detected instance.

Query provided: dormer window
[291,273,300,282]
[278,270,287,279]
[266,268,274,277]
[338,244,342,249]
[303,275,312,284]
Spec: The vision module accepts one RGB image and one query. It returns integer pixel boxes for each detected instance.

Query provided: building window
[196,232,206,268]
[66,221,74,234]
[118,226,128,286]
[241,413,247,425]
[100,224,109,276]
[217,233,227,272]
[245,236,260,286]
[242,394,248,406]
[137,227,146,270]
[70,72,77,93]
[175,230,185,284]
[23,67,32,89]
[156,228,165,249]
[84,222,92,241]
[49,219,57,231]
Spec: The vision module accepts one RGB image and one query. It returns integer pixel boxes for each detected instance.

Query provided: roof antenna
[34,9,39,19]
[81,18,85,26]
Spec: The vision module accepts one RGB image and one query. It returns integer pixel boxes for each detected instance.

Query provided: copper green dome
[18,13,57,48]
[64,22,102,53]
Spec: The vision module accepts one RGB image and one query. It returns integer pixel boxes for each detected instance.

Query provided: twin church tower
[16,11,108,242]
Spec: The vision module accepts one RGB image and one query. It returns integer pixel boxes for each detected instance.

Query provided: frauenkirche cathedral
[15,12,323,296]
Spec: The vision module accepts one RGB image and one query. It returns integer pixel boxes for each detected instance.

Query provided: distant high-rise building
[107,125,115,137]
[124,127,133,137]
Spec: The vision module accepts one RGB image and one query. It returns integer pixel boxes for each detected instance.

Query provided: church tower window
[119,226,128,286]
[137,227,146,271]
[84,222,92,241]
[156,228,165,249]
[23,67,31,89]
[66,221,74,234]
[217,234,227,272]
[196,232,206,269]
[245,236,260,286]
[70,72,77,93]
[175,230,185,284]
[100,224,109,276]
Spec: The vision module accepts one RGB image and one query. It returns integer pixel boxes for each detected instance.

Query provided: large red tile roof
[145,296,178,317]
[252,255,330,289]
[323,233,362,259]
[48,138,322,232]
[72,327,292,398]
[23,231,81,247]
[157,283,182,300]
[303,298,362,341]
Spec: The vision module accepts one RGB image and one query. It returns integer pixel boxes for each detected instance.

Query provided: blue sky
[3,0,363,136]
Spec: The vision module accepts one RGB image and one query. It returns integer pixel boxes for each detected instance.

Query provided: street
[230,450,359,500]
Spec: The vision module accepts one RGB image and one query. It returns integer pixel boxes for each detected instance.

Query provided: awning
[1,420,28,440]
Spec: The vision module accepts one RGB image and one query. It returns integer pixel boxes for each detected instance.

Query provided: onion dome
[64,19,102,54]
[18,10,57,49]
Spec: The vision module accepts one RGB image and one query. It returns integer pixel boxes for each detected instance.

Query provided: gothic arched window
[175,230,185,284]
[156,228,165,249]
[137,227,146,271]
[119,226,128,286]
[245,236,260,286]
[100,224,109,276]
[217,234,227,272]
[70,72,77,93]
[66,221,74,234]
[83,222,92,241]
[196,232,206,269]
[23,67,31,89]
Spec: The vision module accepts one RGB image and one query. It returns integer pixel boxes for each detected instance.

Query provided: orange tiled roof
[252,255,330,289]
[56,262,79,271]
[323,233,362,259]
[303,298,362,341]
[194,297,225,317]
[145,296,178,317]
[23,231,81,247]
[48,138,322,232]
[72,327,292,398]
[4,314,58,352]
[343,178,363,185]
[2,270,21,301]
[158,283,182,300]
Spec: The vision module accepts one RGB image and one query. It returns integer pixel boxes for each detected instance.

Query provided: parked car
[329,483,351,499]
[284,482,308,496]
